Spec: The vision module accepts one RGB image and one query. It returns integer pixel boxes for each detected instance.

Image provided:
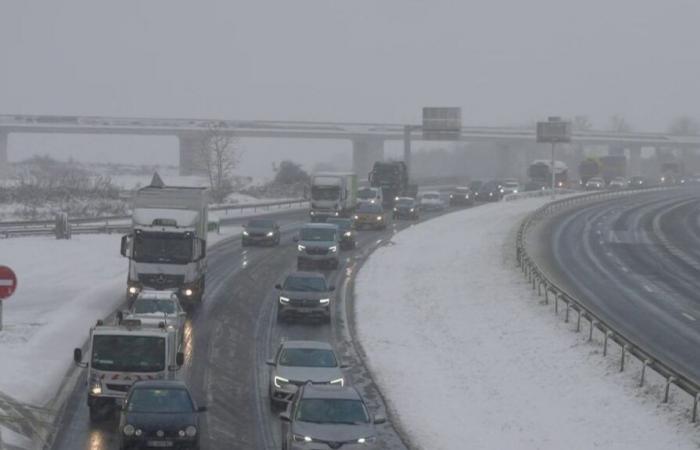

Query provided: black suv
[276,272,335,323]
[242,219,281,246]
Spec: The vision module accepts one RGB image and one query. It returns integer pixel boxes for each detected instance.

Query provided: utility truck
[309,172,357,221]
[368,161,417,207]
[73,318,184,421]
[121,175,208,304]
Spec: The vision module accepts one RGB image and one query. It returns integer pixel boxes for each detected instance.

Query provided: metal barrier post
[640,360,650,387]
[664,377,675,403]
[620,345,627,372]
[603,331,611,356]
[554,294,559,314]
[565,302,570,323]
[693,393,699,423]
[576,310,581,332]
[589,320,595,341]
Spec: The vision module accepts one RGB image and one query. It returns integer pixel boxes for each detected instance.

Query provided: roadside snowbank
[355,198,698,450]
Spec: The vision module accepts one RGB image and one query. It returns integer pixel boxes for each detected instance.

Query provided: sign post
[537,117,572,198]
[0,265,18,331]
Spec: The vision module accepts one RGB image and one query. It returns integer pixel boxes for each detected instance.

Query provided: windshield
[422,193,440,200]
[283,275,328,292]
[279,348,337,367]
[134,299,176,315]
[92,335,165,372]
[296,399,369,425]
[132,232,193,264]
[127,388,194,414]
[396,199,414,206]
[300,228,336,242]
[311,186,340,201]
[326,219,351,230]
[247,219,275,228]
[358,188,377,199]
[504,182,518,187]
[357,203,382,213]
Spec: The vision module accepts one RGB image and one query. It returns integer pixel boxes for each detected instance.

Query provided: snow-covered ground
[355,197,699,450]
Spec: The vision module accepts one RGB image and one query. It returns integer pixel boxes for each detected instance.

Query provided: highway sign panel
[537,118,572,143]
[423,107,462,140]
[0,265,17,300]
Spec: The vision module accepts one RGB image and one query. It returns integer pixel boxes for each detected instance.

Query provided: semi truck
[120,175,209,304]
[368,161,417,207]
[599,155,627,184]
[309,172,358,221]
[73,318,183,421]
[526,160,569,189]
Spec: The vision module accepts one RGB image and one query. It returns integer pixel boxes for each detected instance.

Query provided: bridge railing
[516,186,700,422]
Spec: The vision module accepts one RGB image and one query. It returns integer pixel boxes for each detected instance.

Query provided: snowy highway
[49,203,464,450]
[533,187,700,385]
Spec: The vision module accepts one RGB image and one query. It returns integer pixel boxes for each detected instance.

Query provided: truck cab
[121,179,208,304]
[73,319,183,421]
[357,187,383,206]
[309,173,358,222]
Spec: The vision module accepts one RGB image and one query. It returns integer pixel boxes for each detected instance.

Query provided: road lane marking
[643,284,654,293]
[682,312,696,322]
[620,266,629,273]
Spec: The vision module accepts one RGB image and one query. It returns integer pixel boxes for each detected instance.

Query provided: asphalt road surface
[51,201,464,450]
[532,187,700,385]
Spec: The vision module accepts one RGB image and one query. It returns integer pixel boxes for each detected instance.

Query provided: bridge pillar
[628,146,642,176]
[178,133,205,176]
[352,138,384,180]
[0,130,8,177]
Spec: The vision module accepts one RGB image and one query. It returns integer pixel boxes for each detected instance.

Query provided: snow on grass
[355,197,699,450]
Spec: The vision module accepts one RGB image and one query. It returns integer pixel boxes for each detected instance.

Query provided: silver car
[280,384,386,450]
[267,341,346,408]
[294,223,340,270]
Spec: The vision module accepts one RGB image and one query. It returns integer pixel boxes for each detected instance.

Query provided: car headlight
[310,211,316,216]
[135,429,142,437]
[128,286,139,295]
[266,231,274,237]
[410,208,414,212]
[353,215,359,220]
[242,231,249,236]
[183,288,193,297]
[185,426,197,437]
[370,199,375,204]
[279,296,290,304]
[499,188,504,193]
[123,424,135,436]
[274,376,290,388]
[358,436,377,444]
[329,246,338,253]
[377,216,383,221]
[344,231,352,237]
[513,190,518,194]
[90,383,102,395]
[297,244,306,251]
[393,207,397,212]
[293,434,314,443]
[449,194,454,198]
[330,377,344,386]
[489,192,493,196]
[319,298,330,305]
[394,196,399,201]
[334,212,340,216]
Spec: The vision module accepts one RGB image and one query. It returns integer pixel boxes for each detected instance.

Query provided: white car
[501,180,520,195]
[419,191,445,211]
[585,177,605,191]
[120,290,187,350]
[608,177,626,190]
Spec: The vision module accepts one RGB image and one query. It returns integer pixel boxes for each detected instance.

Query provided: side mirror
[73,348,82,364]
[374,414,386,425]
[274,284,282,290]
[329,286,336,292]
[265,359,275,366]
[279,411,291,422]
[197,405,207,413]
[176,352,185,367]
[120,235,130,257]
[116,311,124,324]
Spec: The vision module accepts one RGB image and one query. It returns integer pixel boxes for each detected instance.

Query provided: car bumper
[121,436,199,450]
[278,304,331,320]
[289,442,376,450]
[242,235,276,244]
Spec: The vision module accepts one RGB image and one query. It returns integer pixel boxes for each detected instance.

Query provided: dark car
[627,176,648,188]
[280,384,386,450]
[469,181,483,200]
[275,272,335,323]
[119,380,206,450]
[326,218,356,250]
[393,197,419,220]
[478,181,504,202]
[242,219,281,246]
[448,187,474,206]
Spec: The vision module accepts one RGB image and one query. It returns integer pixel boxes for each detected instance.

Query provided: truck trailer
[309,172,358,221]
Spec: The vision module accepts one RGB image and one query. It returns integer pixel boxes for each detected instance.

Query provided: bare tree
[668,115,700,135]
[198,121,240,203]
[608,115,632,133]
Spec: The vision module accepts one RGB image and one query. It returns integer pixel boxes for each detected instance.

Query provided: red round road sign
[0,266,17,300]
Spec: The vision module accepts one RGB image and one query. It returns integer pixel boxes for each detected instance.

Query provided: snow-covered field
[355,197,699,450]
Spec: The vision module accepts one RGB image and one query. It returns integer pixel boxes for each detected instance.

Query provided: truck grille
[306,247,329,255]
[289,298,321,307]
[139,274,185,289]
[106,384,131,393]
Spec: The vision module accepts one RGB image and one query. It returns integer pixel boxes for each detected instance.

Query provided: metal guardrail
[0,198,307,238]
[516,186,700,422]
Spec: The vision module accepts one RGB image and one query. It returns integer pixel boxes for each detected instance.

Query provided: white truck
[309,172,358,221]
[120,176,208,304]
[73,318,183,421]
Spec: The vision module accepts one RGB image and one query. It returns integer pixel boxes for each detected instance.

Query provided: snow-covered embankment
[355,197,698,450]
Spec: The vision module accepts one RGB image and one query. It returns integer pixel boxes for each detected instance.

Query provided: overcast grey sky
[1,0,699,174]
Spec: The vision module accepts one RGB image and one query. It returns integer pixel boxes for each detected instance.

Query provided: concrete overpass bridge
[1,114,699,177]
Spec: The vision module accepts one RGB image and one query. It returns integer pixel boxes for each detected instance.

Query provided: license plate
[147,441,173,447]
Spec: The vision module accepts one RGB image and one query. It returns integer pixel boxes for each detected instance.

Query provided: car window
[134,299,176,314]
[396,199,414,206]
[283,276,328,292]
[422,193,440,200]
[127,388,194,413]
[357,203,382,213]
[326,219,351,230]
[300,228,336,241]
[279,348,337,367]
[358,188,378,199]
[248,219,275,228]
[296,398,369,424]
